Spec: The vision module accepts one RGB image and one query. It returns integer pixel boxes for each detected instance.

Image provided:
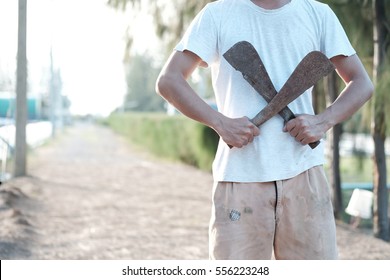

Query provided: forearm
[318,75,374,131]
[156,50,260,148]
[156,71,224,130]
[284,54,373,145]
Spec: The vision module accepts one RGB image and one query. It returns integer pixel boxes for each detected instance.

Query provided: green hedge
[105,113,219,171]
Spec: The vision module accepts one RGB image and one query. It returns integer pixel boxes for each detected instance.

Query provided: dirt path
[1,122,390,260]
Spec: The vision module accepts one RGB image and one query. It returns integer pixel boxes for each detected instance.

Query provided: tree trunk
[372,132,389,240]
[325,71,343,219]
[372,0,389,241]
[14,0,28,177]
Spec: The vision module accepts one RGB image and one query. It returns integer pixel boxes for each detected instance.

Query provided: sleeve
[174,5,219,67]
[321,5,356,59]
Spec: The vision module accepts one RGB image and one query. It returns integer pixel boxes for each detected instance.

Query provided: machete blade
[223,41,276,102]
[251,50,335,127]
[223,41,331,149]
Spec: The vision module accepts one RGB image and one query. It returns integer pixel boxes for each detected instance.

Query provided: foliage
[107,0,140,11]
[122,54,165,112]
[105,112,219,170]
[372,68,390,137]
[323,0,373,56]
[107,0,215,55]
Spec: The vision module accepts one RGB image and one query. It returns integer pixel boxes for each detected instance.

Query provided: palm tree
[325,71,343,219]
[372,0,389,241]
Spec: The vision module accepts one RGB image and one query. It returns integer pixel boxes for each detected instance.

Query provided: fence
[0,121,52,182]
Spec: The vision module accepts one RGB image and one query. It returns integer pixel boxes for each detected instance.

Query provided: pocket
[306,166,333,209]
[212,182,243,224]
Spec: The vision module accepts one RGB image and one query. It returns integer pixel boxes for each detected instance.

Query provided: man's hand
[214,116,260,148]
[283,114,326,146]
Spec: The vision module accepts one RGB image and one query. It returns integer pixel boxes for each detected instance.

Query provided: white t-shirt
[175,0,355,182]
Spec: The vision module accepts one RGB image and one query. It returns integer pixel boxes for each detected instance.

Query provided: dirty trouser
[209,165,338,260]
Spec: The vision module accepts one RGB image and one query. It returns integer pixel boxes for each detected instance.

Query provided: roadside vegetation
[104,112,219,171]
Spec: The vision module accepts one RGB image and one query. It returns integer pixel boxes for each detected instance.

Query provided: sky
[0,0,157,116]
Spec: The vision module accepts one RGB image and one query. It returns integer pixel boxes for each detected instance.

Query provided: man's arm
[284,54,374,145]
[155,50,260,148]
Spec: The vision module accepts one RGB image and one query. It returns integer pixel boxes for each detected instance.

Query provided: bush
[105,112,219,171]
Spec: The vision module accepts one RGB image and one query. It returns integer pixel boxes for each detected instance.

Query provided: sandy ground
[0,122,390,260]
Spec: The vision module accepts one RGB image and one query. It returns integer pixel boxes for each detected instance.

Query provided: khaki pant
[209,166,338,260]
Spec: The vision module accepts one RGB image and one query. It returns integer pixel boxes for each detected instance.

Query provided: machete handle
[251,107,321,149]
[228,137,320,149]
[309,140,321,149]
[224,42,326,150]
[227,111,321,149]
[279,111,321,149]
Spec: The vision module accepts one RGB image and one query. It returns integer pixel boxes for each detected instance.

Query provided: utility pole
[14,0,28,177]
[49,47,57,137]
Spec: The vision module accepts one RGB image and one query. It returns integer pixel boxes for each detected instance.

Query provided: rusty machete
[223,41,334,148]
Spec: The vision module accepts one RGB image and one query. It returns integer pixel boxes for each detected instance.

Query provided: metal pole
[14,0,28,177]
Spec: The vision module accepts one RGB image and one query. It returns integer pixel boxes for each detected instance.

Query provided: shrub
[105,113,219,171]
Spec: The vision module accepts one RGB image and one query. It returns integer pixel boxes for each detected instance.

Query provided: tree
[325,71,343,219]
[123,54,164,111]
[107,0,215,112]
[107,0,215,55]
[372,0,389,241]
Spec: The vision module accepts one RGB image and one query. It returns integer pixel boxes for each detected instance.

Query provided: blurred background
[1,0,390,258]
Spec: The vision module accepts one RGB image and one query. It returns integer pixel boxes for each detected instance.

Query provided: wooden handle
[228,114,321,149]
[229,139,320,149]
[308,140,321,149]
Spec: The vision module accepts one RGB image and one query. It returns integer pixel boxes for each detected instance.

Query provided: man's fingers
[224,117,261,148]
[284,115,322,145]
[252,125,260,136]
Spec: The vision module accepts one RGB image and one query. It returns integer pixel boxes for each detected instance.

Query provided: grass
[103,112,219,171]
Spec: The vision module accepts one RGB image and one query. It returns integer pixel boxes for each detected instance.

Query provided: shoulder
[205,0,235,8]
[298,0,333,15]
[299,0,330,9]
[194,0,239,28]
[296,0,338,23]
[202,0,239,15]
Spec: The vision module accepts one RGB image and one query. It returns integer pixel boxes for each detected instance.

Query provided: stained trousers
[209,165,338,260]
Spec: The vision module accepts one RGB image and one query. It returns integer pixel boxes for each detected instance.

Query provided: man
[155,0,373,259]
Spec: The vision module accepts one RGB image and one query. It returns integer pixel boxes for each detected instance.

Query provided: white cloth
[175,0,355,182]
